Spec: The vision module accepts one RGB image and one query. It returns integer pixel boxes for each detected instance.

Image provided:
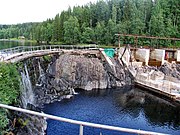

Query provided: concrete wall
[135,49,150,65]
[177,50,180,62]
[118,47,130,66]
[150,49,165,64]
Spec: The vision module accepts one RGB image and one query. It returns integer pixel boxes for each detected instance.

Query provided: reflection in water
[114,88,180,130]
[0,40,37,50]
[143,93,180,129]
[44,87,180,135]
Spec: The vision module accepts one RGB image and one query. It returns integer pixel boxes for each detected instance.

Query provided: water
[1,40,179,134]
[44,88,180,135]
[20,64,35,108]
[0,40,37,50]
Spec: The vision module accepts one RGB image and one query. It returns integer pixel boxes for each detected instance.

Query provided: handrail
[0,45,98,61]
[0,103,168,135]
[0,44,98,54]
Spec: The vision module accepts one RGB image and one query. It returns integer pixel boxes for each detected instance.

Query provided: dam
[0,42,179,135]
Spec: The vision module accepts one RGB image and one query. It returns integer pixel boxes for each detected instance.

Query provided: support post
[135,37,138,48]
[118,35,120,49]
[79,124,83,135]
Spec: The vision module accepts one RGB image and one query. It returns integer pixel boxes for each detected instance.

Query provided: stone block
[150,49,165,65]
[135,49,150,65]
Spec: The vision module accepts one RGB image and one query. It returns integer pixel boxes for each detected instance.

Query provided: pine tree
[52,14,60,42]
[81,27,94,43]
[112,4,117,24]
[149,1,165,37]
[95,22,105,44]
[104,19,116,44]
[64,16,80,44]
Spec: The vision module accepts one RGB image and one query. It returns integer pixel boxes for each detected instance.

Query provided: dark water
[0,40,37,50]
[44,88,180,135]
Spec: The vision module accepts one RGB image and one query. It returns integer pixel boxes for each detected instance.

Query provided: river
[0,40,38,50]
[44,88,180,135]
[1,40,180,135]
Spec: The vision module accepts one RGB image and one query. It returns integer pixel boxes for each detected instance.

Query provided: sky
[0,0,97,25]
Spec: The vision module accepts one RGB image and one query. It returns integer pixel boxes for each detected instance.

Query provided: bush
[0,63,20,133]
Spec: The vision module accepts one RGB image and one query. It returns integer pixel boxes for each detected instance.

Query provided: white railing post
[79,125,83,135]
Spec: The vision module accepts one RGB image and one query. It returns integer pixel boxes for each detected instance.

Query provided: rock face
[159,63,180,80]
[34,53,133,107]
[49,54,108,90]
[15,112,46,135]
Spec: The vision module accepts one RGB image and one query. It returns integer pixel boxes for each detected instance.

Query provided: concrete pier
[176,50,180,62]
[135,70,180,103]
[135,49,150,65]
[118,47,180,103]
[119,47,130,66]
[150,49,165,65]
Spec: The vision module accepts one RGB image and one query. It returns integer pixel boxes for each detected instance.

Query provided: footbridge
[0,45,99,63]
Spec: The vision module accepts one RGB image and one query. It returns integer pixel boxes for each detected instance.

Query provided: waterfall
[69,87,78,95]
[38,61,44,77]
[21,64,35,108]
[36,60,46,87]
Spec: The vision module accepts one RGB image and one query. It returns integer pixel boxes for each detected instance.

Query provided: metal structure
[115,34,180,49]
[0,45,98,62]
[0,44,98,56]
[0,103,168,135]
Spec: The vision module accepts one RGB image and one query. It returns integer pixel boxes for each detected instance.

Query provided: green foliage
[0,109,9,133]
[95,22,105,44]
[17,118,29,128]
[0,0,179,46]
[52,14,61,42]
[64,16,80,44]
[43,55,51,63]
[81,27,94,43]
[0,63,20,132]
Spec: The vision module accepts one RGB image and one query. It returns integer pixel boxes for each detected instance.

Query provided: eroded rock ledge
[34,53,132,107]
[15,52,132,135]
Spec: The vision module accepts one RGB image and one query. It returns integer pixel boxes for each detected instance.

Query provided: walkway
[0,45,98,63]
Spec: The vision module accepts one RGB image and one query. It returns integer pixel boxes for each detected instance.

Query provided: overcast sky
[0,0,97,25]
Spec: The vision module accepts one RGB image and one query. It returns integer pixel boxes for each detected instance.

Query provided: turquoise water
[44,88,180,135]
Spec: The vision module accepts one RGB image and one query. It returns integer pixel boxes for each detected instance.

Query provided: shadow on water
[114,88,180,130]
[44,87,180,135]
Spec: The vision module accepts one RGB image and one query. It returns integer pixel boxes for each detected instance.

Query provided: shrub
[0,63,20,133]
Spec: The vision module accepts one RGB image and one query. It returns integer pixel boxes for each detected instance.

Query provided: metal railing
[0,45,99,62]
[0,103,168,135]
[0,44,98,56]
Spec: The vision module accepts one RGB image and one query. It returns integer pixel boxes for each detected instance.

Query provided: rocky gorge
[14,51,133,135]
[4,49,180,135]
[34,52,133,107]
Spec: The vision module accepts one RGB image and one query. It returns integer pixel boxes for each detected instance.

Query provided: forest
[0,0,179,47]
